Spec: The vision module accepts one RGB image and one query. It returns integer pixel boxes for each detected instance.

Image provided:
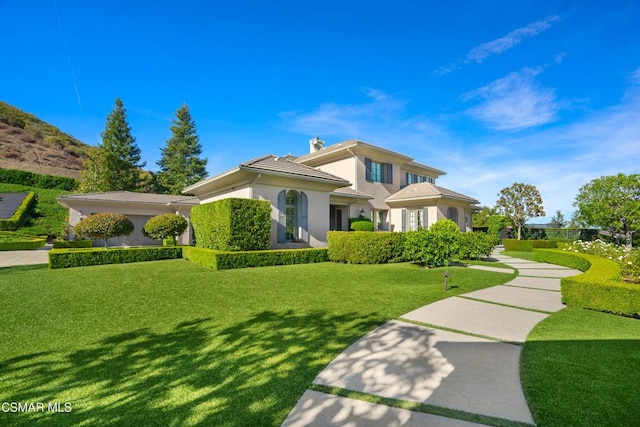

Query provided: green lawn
[0,260,514,426]
[522,307,640,427]
[500,250,535,260]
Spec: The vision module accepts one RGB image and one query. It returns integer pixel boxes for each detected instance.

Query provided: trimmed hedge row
[327,231,406,264]
[0,168,78,191]
[0,238,46,251]
[49,247,183,269]
[52,240,93,249]
[183,246,328,270]
[503,239,558,252]
[533,249,639,318]
[0,192,36,231]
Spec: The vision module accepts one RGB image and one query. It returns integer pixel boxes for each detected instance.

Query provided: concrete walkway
[0,244,51,268]
[282,251,582,426]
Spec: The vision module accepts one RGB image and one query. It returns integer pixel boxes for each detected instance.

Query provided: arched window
[277,190,308,243]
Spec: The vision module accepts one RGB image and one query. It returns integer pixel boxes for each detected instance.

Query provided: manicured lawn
[0,183,70,236]
[522,307,640,426]
[500,250,535,261]
[0,260,514,426]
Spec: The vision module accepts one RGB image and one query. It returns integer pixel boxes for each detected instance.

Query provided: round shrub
[74,213,134,248]
[350,220,375,232]
[142,214,188,245]
[404,219,461,267]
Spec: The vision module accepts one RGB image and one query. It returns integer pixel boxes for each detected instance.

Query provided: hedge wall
[327,231,406,264]
[533,249,639,318]
[0,237,46,251]
[183,246,328,270]
[52,240,93,249]
[0,168,77,191]
[503,239,558,252]
[49,247,183,269]
[0,192,36,231]
[191,198,271,251]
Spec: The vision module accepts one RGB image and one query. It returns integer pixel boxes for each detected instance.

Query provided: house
[59,138,479,248]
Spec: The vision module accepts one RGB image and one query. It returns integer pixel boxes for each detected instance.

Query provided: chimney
[309,136,325,153]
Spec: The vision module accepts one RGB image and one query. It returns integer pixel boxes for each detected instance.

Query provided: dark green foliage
[183,247,328,270]
[52,240,93,249]
[503,239,558,251]
[542,228,599,241]
[191,198,271,251]
[487,214,510,243]
[74,213,135,248]
[156,104,208,195]
[0,168,77,190]
[404,219,461,267]
[0,192,36,231]
[534,249,639,317]
[0,236,46,251]
[458,232,495,259]
[350,220,374,231]
[327,231,406,264]
[98,98,145,191]
[142,214,188,244]
[48,247,183,269]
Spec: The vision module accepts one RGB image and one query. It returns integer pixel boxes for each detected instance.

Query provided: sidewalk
[0,243,51,268]
[282,251,582,426]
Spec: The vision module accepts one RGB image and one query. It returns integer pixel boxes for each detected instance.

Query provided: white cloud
[462,67,559,131]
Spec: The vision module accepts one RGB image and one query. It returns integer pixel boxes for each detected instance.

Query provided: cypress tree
[157,104,208,194]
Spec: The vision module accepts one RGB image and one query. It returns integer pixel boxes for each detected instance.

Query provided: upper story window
[365,158,393,184]
[406,172,434,185]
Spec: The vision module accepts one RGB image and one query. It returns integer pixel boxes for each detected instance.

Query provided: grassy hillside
[0,101,90,179]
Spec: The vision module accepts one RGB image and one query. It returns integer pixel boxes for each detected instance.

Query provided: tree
[100,97,145,191]
[142,214,188,245]
[574,173,640,247]
[549,210,567,228]
[156,104,208,194]
[495,183,545,240]
[79,146,109,193]
[74,213,134,248]
[472,206,499,228]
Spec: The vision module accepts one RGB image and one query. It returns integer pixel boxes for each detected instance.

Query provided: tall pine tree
[99,97,145,191]
[157,104,208,194]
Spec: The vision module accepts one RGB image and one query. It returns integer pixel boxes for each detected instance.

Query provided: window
[371,209,387,230]
[277,190,308,243]
[408,209,427,231]
[365,158,393,184]
[285,191,297,241]
[447,207,459,224]
[406,172,433,185]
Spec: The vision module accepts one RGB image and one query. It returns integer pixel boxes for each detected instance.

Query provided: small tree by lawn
[74,213,134,248]
[495,183,545,240]
[404,219,461,267]
[142,214,188,245]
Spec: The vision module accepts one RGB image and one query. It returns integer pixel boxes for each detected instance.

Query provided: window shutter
[422,207,428,230]
[386,163,393,184]
[300,192,308,242]
[365,158,372,182]
[277,190,286,243]
[401,209,406,232]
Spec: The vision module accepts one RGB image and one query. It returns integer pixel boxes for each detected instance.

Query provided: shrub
[350,220,374,231]
[74,213,134,248]
[0,237,46,251]
[142,214,188,245]
[183,246,328,270]
[52,240,93,249]
[48,247,183,269]
[0,167,77,190]
[404,219,460,267]
[327,231,406,264]
[458,232,495,259]
[0,192,36,231]
[503,239,558,252]
[621,251,640,284]
[534,249,639,318]
[191,198,271,251]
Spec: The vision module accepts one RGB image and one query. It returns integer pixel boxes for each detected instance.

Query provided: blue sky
[2,0,639,222]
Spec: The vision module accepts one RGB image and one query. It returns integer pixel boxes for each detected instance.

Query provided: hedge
[0,192,36,231]
[327,231,406,264]
[48,247,183,269]
[503,239,558,252]
[0,237,46,251]
[52,240,93,249]
[183,246,328,270]
[0,168,78,191]
[533,249,639,318]
[191,198,271,251]
[350,220,375,231]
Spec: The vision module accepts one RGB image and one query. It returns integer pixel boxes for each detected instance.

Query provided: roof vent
[309,136,325,153]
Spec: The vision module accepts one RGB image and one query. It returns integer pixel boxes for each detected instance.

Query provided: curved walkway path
[282,250,582,426]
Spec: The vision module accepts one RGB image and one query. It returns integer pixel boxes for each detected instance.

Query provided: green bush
[327,231,406,264]
[52,240,93,249]
[534,249,639,318]
[142,213,188,244]
[503,239,558,252]
[621,251,640,284]
[191,198,271,251]
[0,167,77,190]
[183,246,328,270]
[0,192,36,231]
[74,213,135,248]
[404,219,460,267]
[163,237,176,246]
[350,220,375,231]
[49,247,183,269]
[458,232,495,259]
[0,237,46,251]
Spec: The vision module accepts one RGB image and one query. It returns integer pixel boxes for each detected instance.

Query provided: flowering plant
[563,240,639,283]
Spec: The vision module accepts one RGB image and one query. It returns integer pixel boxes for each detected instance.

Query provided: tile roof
[330,187,374,199]
[58,191,199,205]
[295,139,412,163]
[386,183,479,204]
[240,155,350,184]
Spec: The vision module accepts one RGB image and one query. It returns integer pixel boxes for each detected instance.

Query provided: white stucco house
[58,138,479,247]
